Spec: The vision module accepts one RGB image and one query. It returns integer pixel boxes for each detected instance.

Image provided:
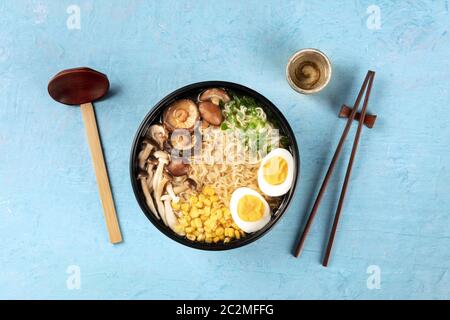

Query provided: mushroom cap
[141,138,152,145]
[137,170,149,179]
[147,124,168,149]
[161,194,171,202]
[173,175,187,184]
[154,150,168,158]
[201,120,210,129]
[199,102,223,126]
[199,88,231,105]
[141,137,159,150]
[167,158,190,177]
[146,158,159,166]
[185,178,198,190]
[163,99,200,132]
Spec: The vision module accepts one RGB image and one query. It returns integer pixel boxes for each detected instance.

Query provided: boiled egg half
[258,148,294,197]
[230,187,271,233]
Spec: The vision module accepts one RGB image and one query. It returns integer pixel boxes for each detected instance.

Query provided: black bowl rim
[130,81,300,251]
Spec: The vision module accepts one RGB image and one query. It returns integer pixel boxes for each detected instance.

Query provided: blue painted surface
[1,0,449,300]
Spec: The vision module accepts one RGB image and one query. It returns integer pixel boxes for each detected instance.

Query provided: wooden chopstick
[322,72,375,266]
[293,71,375,258]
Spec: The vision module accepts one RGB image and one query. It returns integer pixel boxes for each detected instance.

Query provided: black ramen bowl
[130,81,300,250]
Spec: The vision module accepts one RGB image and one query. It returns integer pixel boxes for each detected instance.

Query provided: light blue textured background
[1,0,449,300]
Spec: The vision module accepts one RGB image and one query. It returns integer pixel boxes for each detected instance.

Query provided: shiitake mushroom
[199,88,231,105]
[163,99,200,132]
[199,101,223,126]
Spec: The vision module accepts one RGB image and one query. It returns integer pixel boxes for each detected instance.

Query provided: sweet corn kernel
[189,196,198,205]
[205,237,213,243]
[198,194,206,202]
[187,234,196,241]
[215,227,224,236]
[185,227,194,234]
[195,201,204,209]
[171,202,181,210]
[225,228,233,238]
[181,203,190,212]
[195,218,203,228]
[197,234,205,242]
[209,222,217,230]
[223,237,231,243]
[190,208,200,218]
[210,195,219,202]
[213,236,220,243]
[203,199,212,206]
[235,230,241,239]
[213,202,221,209]
[203,186,215,196]
[203,207,211,216]
[174,225,185,235]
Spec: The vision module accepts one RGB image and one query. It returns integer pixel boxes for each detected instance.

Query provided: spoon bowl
[48,67,110,106]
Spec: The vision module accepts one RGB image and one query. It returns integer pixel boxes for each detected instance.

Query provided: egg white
[230,187,271,233]
[258,148,294,197]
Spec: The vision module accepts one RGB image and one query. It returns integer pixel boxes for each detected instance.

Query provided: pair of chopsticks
[294,70,376,266]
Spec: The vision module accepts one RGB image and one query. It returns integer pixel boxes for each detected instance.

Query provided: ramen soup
[136,88,295,244]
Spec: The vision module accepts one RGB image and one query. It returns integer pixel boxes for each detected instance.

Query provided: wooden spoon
[48,67,122,244]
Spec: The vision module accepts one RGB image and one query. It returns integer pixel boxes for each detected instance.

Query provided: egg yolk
[263,156,288,185]
[237,195,265,222]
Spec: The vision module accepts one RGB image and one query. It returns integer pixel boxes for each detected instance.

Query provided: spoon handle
[80,102,122,244]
